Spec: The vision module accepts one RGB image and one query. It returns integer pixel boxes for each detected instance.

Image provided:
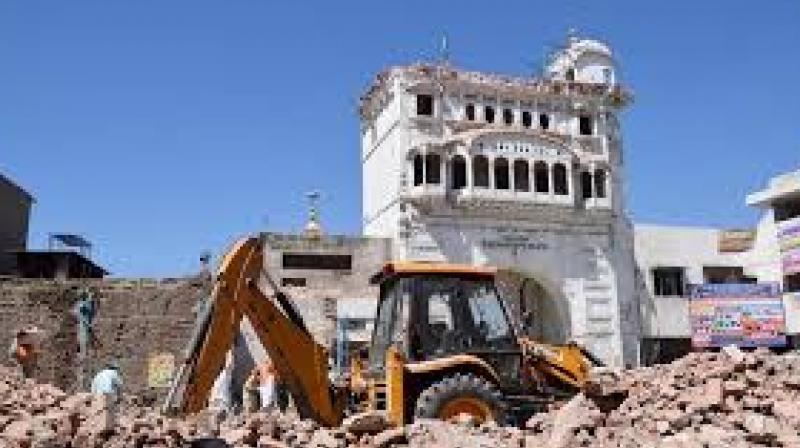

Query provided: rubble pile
[0,365,185,448]
[526,347,800,447]
[1,348,800,447]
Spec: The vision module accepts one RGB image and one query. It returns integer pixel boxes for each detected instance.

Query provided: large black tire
[414,373,505,423]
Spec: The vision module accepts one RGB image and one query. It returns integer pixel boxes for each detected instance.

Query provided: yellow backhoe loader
[163,234,616,426]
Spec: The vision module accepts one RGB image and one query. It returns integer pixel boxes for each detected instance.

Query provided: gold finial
[304,190,322,239]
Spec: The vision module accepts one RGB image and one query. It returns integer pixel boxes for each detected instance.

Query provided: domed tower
[546,35,617,85]
[544,35,628,217]
[358,35,637,367]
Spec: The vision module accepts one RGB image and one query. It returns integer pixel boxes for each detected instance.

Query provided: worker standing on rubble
[91,361,123,430]
[242,367,261,412]
[274,367,290,412]
[7,327,40,378]
[257,360,278,409]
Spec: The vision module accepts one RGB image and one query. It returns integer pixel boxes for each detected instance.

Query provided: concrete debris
[2,348,800,447]
[340,410,389,435]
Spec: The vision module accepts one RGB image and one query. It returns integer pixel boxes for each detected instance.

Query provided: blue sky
[2,1,799,277]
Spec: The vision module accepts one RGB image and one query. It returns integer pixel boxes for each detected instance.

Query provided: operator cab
[368,262,520,383]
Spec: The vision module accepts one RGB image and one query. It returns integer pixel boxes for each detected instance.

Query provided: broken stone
[341,411,389,435]
[721,345,745,364]
[221,427,256,446]
[258,436,290,448]
[722,379,747,397]
[309,428,342,448]
[370,427,406,448]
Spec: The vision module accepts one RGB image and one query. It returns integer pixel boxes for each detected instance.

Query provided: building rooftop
[746,169,800,207]
[358,63,632,121]
[0,173,35,203]
[262,232,389,248]
[11,250,109,279]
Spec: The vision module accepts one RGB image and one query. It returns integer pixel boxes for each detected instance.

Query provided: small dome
[546,36,616,84]
[567,38,612,58]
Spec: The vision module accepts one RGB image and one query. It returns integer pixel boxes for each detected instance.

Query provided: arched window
[413,154,423,186]
[534,161,549,193]
[579,115,593,136]
[425,154,441,184]
[473,155,489,188]
[503,108,513,125]
[465,103,475,121]
[484,106,495,124]
[494,158,509,190]
[416,94,434,116]
[513,160,529,192]
[522,111,532,128]
[581,171,593,199]
[539,113,550,130]
[594,169,607,198]
[553,163,568,195]
[451,155,467,190]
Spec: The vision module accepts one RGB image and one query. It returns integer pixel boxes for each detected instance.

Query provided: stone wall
[0,277,209,404]
[0,279,77,390]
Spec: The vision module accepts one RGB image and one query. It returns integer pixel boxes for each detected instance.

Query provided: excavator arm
[166,235,344,426]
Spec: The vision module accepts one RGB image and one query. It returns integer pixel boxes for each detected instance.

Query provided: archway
[494,270,570,344]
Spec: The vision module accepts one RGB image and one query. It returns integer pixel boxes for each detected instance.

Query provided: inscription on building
[480,232,549,251]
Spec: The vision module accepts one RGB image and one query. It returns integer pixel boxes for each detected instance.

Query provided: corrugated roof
[50,233,91,248]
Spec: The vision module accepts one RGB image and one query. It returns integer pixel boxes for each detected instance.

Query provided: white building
[359,36,639,367]
[746,169,800,344]
[747,168,800,297]
[635,168,800,363]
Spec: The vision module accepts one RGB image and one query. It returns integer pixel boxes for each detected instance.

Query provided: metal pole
[336,319,345,376]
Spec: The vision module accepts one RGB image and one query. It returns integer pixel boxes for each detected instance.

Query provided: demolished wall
[0,277,208,403]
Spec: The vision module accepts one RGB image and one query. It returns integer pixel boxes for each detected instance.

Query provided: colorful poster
[147,353,175,388]
[778,216,800,275]
[689,283,786,348]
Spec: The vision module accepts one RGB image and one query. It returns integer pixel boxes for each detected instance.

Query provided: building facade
[747,169,800,344]
[636,168,800,363]
[0,174,34,275]
[261,232,391,348]
[231,231,391,392]
[359,37,639,367]
[747,168,800,299]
